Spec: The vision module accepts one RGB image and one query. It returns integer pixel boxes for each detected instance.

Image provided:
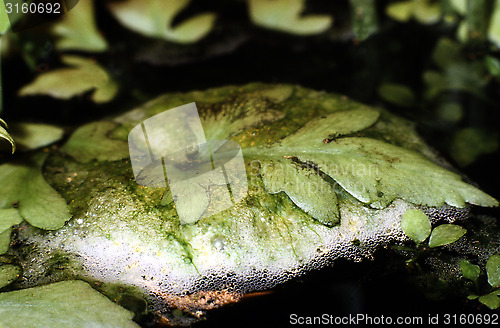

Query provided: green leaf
[0,0,10,34]
[0,264,20,289]
[0,153,71,230]
[428,224,467,248]
[248,0,332,35]
[460,260,481,282]
[0,228,12,254]
[467,294,479,300]
[0,280,140,328]
[261,159,339,226]
[9,123,64,151]
[478,293,500,310]
[0,208,22,233]
[0,118,15,154]
[51,0,108,52]
[386,0,441,24]
[485,56,500,76]
[378,83,416,107]
[107,0,216,43]
[400,209,431,243]
[60,121,129,163]
[450,128,498,167]
[18,55,118,103]
[489,0,500,47]
[486,254,500,287]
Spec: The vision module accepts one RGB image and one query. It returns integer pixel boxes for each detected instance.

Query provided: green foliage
[400,209,431,244]
[0,264,20,289]
[9,122,64,151]
[378,83,416,107]
[0,118,15,154]
[18,55,117,103]
[399,209,467,248]
[0,0,10,35]
[0,153,71,230]
[61,121,129,163]
[428,224,467,248]
[107,0,217,44]
[0,280,140,327]
[479,293,500,310]
[248,0,332,35]
[385,0,441,24]
[0,208,22,254]
[51,0,108,52]
[460,254,500,309]
[450,128,498,167]
[460,260,481,282]
[486,254,500,288]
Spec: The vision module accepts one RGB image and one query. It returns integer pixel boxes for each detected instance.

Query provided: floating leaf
[10,122,64,151]
[0,280,140,328]
[0,153,71,230]
[350,0,379,41]
[428,224,466,248]
[61,121,129,163]
[489,0,500,47]
[486,254,500,287]
[19,55,118,103]
[460,260,481,282]
[248,0,332,35]
[52,0,108,52]
[400,209,431,244]
[0,264,20,289]
[261,159,339,226]
[0,206,20,254]
[0,0,10,34]
[450,128,498,167]
[478,293,500,310]
[107,0,216,44]
[386,0,441,24]
[378,83,416,107]
[0,118,15,153]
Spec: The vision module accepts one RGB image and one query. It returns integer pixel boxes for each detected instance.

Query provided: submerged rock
[4,84,497,325]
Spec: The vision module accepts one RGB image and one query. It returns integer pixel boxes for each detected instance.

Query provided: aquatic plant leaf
[0,0,10,34]
[0,280,140,328]
[450,128,498,167]
[10,122,64,151]
[485,56,500,76]
[61,121,129,163]
[107,0,216,44]
[0,264,20,289]
[378,83,416,107]
[18,55,117,103]
[248,0,332,35]
[252,135,498,209]
[479,293,500,310]
[489,0,500,47]
[0,119,15,153]
[400,209,431,243]
[460,260,481,282]
[386,0,440,24]
[486,254,500,287]
[52,0,107,52]
[0,208,20,254]
[0,228,12,254]
[428,224,466,248]
[261,159,339,226]
[0,153,71,230]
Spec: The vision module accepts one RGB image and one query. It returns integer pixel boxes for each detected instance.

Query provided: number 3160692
[5,1,61,14]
